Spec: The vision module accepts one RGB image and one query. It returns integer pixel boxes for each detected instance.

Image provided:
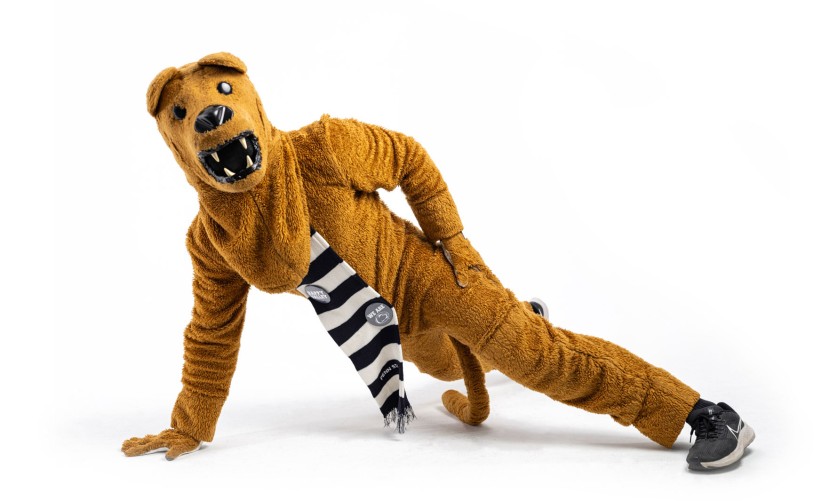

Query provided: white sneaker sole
[698,422,755,469]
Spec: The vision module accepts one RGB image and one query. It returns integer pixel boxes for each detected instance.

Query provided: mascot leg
[399,327,464,381]
[396,236,699,448]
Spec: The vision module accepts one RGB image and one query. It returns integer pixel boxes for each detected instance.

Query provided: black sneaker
[686,402,755,471]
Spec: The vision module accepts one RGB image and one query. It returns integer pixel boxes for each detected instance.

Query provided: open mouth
[198,131,262,183]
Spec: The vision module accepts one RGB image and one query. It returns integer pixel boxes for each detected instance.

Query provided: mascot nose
[195,105,234,133]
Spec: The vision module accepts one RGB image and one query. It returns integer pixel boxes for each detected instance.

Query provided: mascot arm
[122,219,250,459]
[325,118,463,243]
[325,118,492,288]
[171,222,250,440]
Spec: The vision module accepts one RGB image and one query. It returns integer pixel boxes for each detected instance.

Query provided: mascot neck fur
[192,126,311,293]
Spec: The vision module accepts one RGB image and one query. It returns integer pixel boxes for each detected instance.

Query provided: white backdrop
[11,0,822,498]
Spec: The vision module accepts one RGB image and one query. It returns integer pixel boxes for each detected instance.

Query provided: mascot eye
[172,105,187,120]
[217,81,232,95]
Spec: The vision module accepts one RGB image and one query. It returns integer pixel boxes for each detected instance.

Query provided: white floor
[47,360,800,500]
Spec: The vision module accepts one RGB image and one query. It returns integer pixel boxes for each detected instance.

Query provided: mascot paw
[441,233,492,288]
[121,429,201,460]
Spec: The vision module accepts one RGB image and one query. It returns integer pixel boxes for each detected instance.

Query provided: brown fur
[122,53,700,459]
[442,338,490,426]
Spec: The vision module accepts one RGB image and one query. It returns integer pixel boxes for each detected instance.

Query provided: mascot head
[147,52,272,193]
[146,53,312,292]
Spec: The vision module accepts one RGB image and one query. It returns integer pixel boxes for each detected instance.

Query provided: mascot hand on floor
[122,53,754,471]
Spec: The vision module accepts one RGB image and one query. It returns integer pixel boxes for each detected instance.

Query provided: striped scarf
[296,230,414,432]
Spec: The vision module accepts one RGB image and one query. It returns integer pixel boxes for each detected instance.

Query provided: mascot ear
[147,67,179,117]
[197,52,247,74]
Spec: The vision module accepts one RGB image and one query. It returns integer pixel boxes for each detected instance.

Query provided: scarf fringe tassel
[384,404,416,434]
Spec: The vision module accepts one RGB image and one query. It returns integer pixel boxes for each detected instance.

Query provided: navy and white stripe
[297,230,414,432]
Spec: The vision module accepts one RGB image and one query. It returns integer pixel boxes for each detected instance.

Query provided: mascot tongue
[197,129,311,293]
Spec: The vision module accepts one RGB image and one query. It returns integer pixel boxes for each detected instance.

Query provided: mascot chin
[122,53,754,472]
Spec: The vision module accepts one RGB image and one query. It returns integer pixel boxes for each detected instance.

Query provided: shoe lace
[690,413,722,442]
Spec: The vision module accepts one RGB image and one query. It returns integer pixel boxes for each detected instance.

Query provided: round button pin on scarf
[365,301,393,326]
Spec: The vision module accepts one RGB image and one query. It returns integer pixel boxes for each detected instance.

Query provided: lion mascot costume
[122,53,754,471]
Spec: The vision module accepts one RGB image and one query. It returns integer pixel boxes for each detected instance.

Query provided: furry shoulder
[287,115,349,186]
